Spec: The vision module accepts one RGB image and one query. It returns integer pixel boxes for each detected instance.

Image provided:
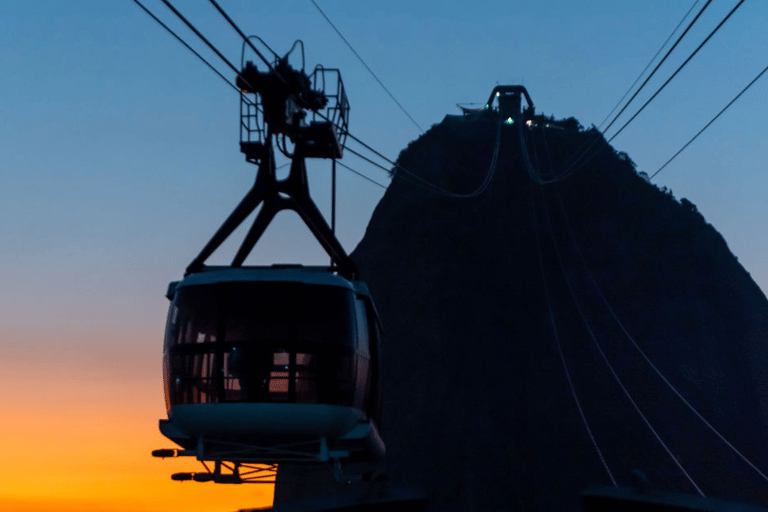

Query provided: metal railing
[309,65,350,150]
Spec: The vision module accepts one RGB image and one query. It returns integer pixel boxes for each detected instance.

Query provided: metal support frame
[332,158,337,233]
[170,460,279,485]
[186,132,355,278]
[153,434,359,484]
[186,45,354,279]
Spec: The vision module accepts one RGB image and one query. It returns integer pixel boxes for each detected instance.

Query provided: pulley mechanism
[155,37,384,486]
[186,39,352,277]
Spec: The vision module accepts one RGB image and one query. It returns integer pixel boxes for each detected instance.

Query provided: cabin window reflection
[222,351,242,401]
[166,282,363,408]
[269,372,289,393]
[354,299,370,356]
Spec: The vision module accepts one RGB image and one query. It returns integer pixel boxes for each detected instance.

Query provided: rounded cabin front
[160,267,381,460]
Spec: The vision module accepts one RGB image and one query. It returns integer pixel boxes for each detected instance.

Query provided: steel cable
[530,181,618,487]
[539,184,706,497]
[609,0,747,142]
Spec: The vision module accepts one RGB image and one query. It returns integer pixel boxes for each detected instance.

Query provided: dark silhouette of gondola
[152,40,385,486]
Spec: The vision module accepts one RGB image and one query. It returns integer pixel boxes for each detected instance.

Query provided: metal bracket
[185,132,356,278]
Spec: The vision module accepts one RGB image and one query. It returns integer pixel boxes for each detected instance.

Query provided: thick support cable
[598,0,702,130]
[520,120,585,185]
[159,0,240,74]
[309,0,423,133]
[344,119,502,198]
[344,147,446,193]
[321,109,502,198]
[544,127,768,485]
[539,186,706,497]
[536,0,705,183]
[609,0,747,142]
[131,0,254,104]
[207,0,286,86]
[530,183,617,487]
[651,59,768,178]
[336,160,386,189]
[602,0,713,133]
[551,184,768,484]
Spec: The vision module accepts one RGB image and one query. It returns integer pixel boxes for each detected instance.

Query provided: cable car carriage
[160,266,384,464]
[153,40,383,484]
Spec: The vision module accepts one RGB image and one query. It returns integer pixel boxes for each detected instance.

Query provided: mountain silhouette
[275,109,768,512]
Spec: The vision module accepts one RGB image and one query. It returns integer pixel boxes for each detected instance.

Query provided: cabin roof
[167,266,367,300]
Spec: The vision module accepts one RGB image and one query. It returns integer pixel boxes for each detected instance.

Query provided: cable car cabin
[159,266,384,464]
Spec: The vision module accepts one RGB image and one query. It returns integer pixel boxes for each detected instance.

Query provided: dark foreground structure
[275,109,768,511]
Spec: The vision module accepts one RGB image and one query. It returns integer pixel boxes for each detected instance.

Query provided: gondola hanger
[154,39,384,484]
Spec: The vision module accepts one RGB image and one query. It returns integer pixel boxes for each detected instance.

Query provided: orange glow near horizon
[1,327,274,512]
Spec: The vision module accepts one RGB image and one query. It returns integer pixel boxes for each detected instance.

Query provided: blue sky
[1,1,766,509]
[3,1,767,306]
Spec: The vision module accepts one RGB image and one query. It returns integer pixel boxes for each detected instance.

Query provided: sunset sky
[2,1,767,511]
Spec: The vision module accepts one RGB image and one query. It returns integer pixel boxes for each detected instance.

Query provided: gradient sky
[2,1,767,511]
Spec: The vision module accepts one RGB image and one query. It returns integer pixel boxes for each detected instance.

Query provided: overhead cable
[391,121,502,198]
[134,0,388,194]
[540,0,717,181]
[539,186,705,497]
[159,0,241,74]
[131,0,248,98]
[345,146,396,175]
[336,160,387,189]
[551,183,768,484]
[208,0,286,85]
[309,0,424,133]
[602,0,712,133]
[336,112,503,198]
[599,0,703,129]
[651,59,768,178]
[166,0,483,198]
[530,180,617,487]
[146,0,494,200]
[542,104,768,488]
[345,144,448,196]
[609,0,747,142]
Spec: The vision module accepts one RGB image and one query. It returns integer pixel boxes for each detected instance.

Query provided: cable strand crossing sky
[608,0,747,142]
[602,0,713,134]
[651,59,768,179]
[530,185,617,487]
[140,0,451,197]
[131,0,253,103]
[134,0,390,190]
[208,0,286,85]
[309,0,424,133]
[540,186,706,497]
[551,180,768,484]
[598,0,703,130]
[159,0,240,74]
[336,161,386,189]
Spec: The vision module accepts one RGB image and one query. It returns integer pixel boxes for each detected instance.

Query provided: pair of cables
[545,0,755,182]
[134,0,506,199]
[132,0,392,190]
[529,125,768,494]
[602,0,766,179]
